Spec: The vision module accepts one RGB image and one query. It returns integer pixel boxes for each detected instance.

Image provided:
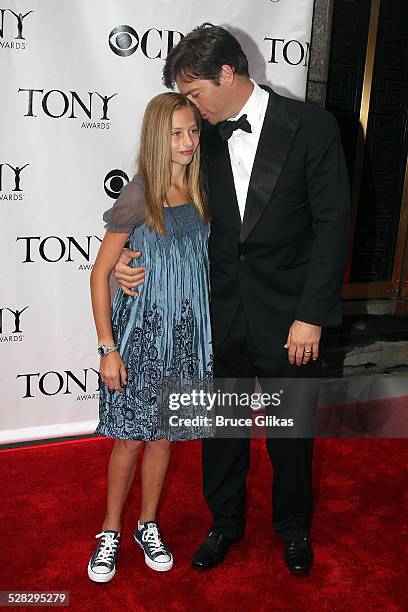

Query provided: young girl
[88,92,212,582]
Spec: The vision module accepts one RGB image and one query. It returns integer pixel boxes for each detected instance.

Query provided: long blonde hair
[137,92,210,235]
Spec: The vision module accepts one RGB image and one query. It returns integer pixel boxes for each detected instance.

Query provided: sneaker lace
[142,524,166,555]
[94,532,119,563]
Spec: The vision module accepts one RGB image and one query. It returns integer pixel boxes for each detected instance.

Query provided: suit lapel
[211,139,241,233]
[239,88,299,243]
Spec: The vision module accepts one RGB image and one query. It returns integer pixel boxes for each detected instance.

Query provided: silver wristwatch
[98,344,118,356]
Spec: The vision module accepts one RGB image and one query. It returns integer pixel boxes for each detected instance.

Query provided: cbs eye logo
[108,25,184,59]
[104,170,129,199]
[109,25,139,57]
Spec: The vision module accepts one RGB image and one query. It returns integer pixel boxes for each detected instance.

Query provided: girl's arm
[90,231,130,391]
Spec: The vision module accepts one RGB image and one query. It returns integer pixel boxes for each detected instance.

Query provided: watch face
[98,345,116,356]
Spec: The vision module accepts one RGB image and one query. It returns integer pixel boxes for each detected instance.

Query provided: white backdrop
[0,0,314,443]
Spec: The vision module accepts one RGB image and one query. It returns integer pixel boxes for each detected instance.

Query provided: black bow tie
[217,114,252,142]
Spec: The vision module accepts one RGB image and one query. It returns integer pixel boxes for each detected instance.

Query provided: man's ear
[219,64,235,85]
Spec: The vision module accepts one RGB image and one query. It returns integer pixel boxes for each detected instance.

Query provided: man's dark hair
[163,23,249,89]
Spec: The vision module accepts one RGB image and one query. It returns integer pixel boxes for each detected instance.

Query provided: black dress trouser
[202,301,322,542]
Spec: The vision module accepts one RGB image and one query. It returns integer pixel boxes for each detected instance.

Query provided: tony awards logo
[16,235,102,270]
[18,89,118,129]
[0,162,29,200]
[0,306,28,343]
[17,368,100,401]
[264,37,310,66]
[0,8,32,49]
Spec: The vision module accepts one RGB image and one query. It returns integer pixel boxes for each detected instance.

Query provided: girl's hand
[99,351,127,392]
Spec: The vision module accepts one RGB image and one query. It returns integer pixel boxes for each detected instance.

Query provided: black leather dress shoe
[192,531,239,570]
[284,536,313,575]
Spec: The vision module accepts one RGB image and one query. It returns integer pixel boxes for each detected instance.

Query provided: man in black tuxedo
[114,24,350,574]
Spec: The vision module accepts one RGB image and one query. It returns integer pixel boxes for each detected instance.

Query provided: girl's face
[171,106,199,167]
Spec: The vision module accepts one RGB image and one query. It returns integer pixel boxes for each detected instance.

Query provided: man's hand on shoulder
[284,320,322,366]
[114,248,145,297]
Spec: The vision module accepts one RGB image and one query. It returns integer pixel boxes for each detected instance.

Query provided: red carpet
[0,437,406,611]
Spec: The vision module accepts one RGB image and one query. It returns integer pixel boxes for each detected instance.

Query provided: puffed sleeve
[103,175,146,233]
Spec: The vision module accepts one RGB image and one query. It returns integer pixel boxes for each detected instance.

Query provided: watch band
[98,344,118,356]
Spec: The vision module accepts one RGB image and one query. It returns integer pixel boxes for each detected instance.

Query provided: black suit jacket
[202,86,351,353]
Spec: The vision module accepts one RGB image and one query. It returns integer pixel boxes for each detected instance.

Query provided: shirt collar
[228,79,266,132]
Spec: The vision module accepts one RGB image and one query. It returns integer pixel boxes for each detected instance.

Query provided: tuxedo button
[239,254,246,261]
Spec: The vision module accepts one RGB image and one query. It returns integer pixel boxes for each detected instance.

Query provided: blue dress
[94,176,213,441]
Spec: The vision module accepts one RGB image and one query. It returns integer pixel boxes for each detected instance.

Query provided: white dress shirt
[227,80,269,221]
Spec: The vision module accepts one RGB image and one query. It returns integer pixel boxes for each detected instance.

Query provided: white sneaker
[134,521,173,572]
[88,530,120,582]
